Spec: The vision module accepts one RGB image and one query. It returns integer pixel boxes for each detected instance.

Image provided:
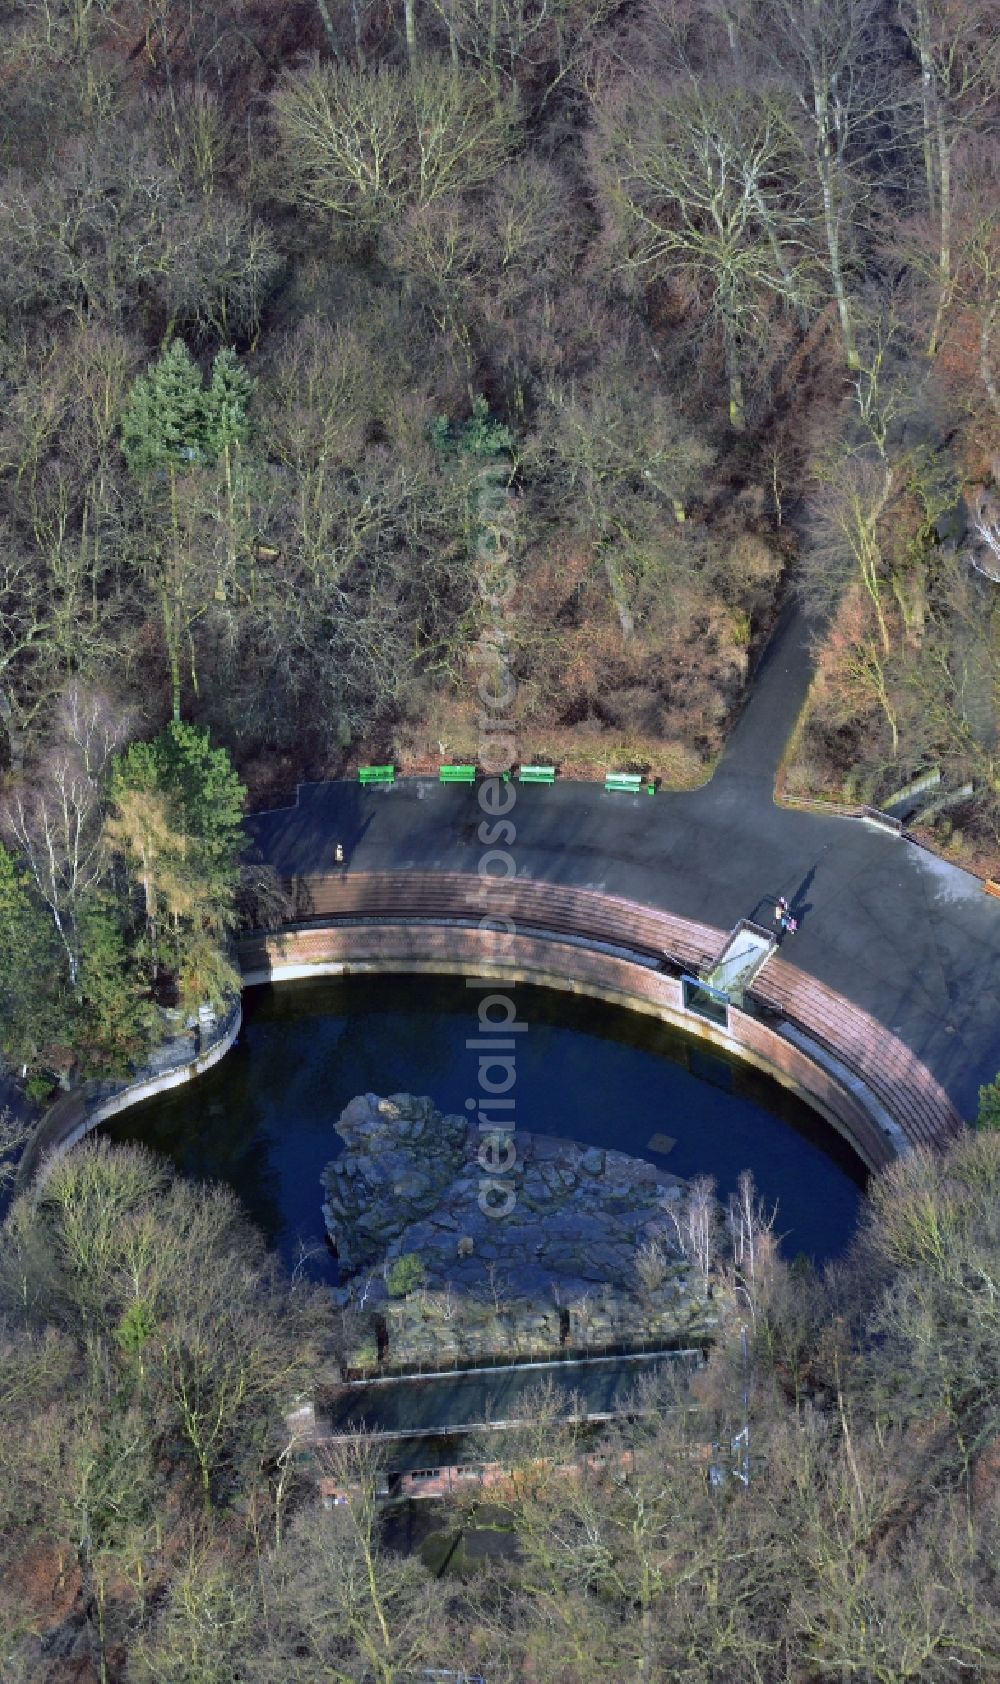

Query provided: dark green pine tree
[151,721,246,881]
[121,339,207,478]
[121,342,257,712]
[204,349,255,600]
[203,348,254,463]
[75,898,154,1074]
[108,725,244,1007]
[0,843,68,1078]
[121,340,212,721]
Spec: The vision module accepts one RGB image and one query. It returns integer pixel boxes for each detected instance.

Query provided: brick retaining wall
[18,868,959,1192]
[239,896,960,1171]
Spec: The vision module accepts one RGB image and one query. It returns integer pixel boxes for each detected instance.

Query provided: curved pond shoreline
[22,831,966,1204]
[243,765,1000,1128]
[22,880,925,1199]
[16,1001,242,1191]
[100,975,865,1274]
[239,900,949,1171]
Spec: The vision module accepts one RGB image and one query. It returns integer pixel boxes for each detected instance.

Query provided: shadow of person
[789,856,826,926]
[787,848,831,929]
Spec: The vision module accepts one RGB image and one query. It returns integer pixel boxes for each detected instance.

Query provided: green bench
[517,765,556,785]
[605,772,656,795]
[359,764,395,786]
[439,764,477,784]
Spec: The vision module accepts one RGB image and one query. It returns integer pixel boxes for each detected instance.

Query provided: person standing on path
[774,895,797,935]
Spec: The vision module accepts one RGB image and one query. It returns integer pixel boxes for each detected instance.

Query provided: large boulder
[322,1092,725,1365]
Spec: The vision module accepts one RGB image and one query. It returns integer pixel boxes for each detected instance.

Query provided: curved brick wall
[22,874,959,1191]
[238,881,963,1173]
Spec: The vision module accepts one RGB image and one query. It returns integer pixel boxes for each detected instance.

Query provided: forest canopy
[0,3,998,1677]
[0,0,993,859]
[4,1125,1000,1679]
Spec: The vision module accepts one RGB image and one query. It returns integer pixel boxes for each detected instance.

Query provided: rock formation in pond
[322,1092,724,1369]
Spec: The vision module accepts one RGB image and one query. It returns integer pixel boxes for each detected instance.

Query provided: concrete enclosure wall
[242,873,962,1158]
[18,1001,243,1188]
[240,921,909,1173]
[20,866,962,1189]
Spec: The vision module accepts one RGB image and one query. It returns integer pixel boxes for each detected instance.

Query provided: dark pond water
[102,975,866,1278]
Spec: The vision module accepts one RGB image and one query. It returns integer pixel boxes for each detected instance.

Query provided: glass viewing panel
[682,975,730,1029]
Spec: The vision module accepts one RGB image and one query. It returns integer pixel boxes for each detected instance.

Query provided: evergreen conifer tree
[0,843,66,1076]
[76,898,154,1072]
[122,342,255,712]
[122,339,206,477]
[204,349,255,599]
[108,725,245,1008]
[203,349,254,463]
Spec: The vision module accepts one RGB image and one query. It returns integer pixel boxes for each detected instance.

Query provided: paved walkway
[246,605,1000,1126]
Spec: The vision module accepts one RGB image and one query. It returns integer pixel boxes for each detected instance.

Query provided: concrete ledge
[776,1022,908,1158]
[18,865,957,1193]
[240,872,962,1157]
[239,922,918,1174]
[17,1001,242,1190]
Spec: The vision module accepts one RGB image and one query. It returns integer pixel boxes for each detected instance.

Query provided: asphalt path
[246,603,1000,1124]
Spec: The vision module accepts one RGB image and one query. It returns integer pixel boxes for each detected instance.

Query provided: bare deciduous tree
[666,1173,720,1286]
[272,57,520,237]
[591,76,817,426]
[3,686,124,987]
[897,0,999,357]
